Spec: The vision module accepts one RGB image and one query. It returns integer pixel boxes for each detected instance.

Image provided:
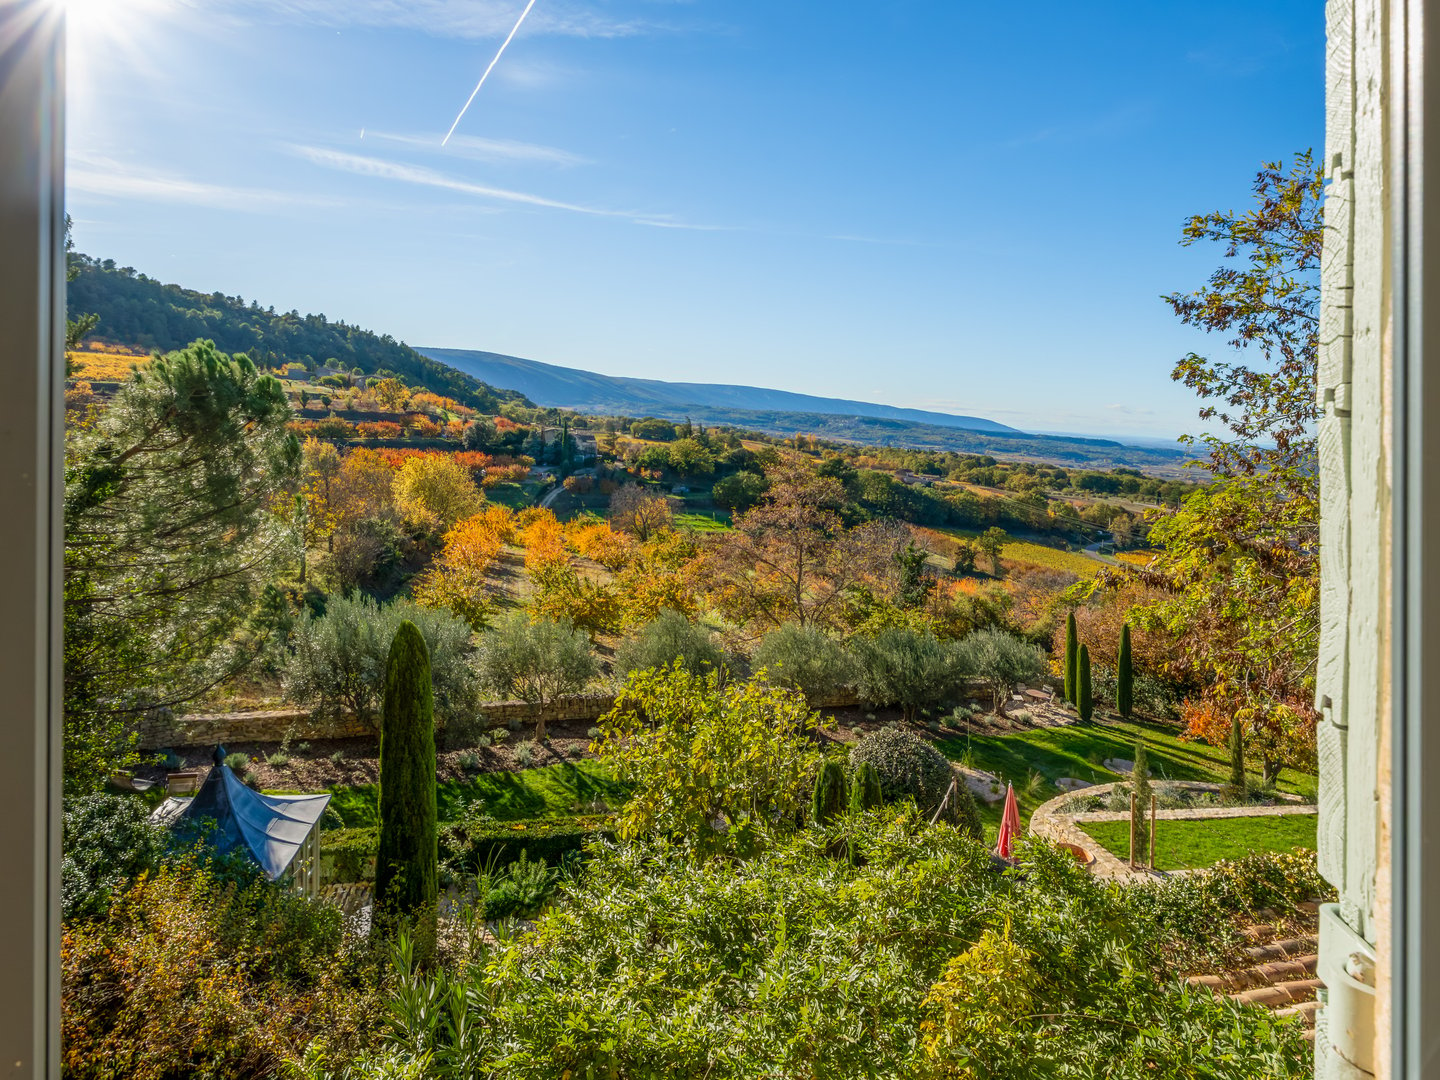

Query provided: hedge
[322,815,616,884]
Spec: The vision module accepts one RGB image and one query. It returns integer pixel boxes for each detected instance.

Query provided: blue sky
[66,0,1322,440]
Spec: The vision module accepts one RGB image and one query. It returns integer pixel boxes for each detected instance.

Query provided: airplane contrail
[441,0,539,147]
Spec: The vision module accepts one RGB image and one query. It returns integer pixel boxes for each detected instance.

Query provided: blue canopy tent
[152,751,331,897]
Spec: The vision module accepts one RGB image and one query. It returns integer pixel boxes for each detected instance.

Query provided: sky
[64,0,1323,441]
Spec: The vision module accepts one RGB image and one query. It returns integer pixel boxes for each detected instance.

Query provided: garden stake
[1129,792,1136,868]
[1150,794,1157,870]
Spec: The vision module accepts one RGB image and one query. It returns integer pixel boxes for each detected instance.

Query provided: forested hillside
[67,254,530,413]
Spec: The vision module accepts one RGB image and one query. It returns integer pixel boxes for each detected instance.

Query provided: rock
[955,765,1007,804]
[1103,758,1134,774]
[1055,777,1092,792]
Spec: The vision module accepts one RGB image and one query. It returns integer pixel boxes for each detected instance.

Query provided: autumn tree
[608,484,674,541]
[410,512,504,630]
[299,437,341,553]
[393,453,484,532]
[709,463,875,631]
[1137,151,1323,780]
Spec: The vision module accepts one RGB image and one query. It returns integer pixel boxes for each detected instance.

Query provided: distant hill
[419,348,1018,434]
[419,347,1188,470]
[67,256,531,413]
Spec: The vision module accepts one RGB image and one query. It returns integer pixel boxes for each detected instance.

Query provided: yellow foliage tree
[332,447,397,528]
[393,454,483,532]
[517,509,568,574]
[299,437,342,550]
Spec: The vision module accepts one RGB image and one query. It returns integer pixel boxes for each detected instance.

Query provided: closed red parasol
[995,782,1021,860]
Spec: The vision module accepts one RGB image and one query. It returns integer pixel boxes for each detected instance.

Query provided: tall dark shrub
[1116,623,1133,718]
[1227,715,1246,799]
[1064,611,1078,703]
[375,621,438,941]
[1077,644,1093,722]
[1132,740,1152,865]
[812,760,848,825]
[850,760,883,813]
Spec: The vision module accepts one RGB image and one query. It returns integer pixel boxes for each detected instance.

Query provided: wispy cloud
[293,144,723,229]
[1003,100,1154,150]
[215,1,664,40]
[366,130,590,167]
[67,154,335,212]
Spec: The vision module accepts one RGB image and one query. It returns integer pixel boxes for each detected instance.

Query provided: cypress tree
[1116,623,1133,718]
[1064,611,1078,703]
[1132,739,1152,865]
[375,621,438,944]
[812,760,848,824]
[1227,715,1246,800]
[1077,644,1093,722]
[850,760,884,813]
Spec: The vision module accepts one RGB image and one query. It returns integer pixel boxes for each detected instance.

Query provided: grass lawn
[935,715,1317,841]
[1079,813,1318,870]
[484,483,532,510]
[326,759,630,828]
[674,510,731,531]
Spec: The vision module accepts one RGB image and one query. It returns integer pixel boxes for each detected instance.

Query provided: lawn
[674,510,731,531]
[1080,812,1318,870]
[935,716,1318,840]
[485,482,534,510]
[325,759,630,828]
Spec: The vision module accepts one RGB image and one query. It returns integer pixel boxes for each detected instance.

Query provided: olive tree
[477,612,599,739]
[284,594,477,729]
[614,609,727,678]
[751,622,854,705]
[954,628,1047,717]
[850,628,968,722]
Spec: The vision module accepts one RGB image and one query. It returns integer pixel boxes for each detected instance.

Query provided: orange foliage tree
[411,512,504,630]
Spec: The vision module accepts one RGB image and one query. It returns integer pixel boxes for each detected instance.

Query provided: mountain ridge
[418,347,1019,434]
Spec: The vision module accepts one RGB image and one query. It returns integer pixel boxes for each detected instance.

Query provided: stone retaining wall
[142,689,872,750]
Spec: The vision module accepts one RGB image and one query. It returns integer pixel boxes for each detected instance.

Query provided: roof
[151,765,331,881]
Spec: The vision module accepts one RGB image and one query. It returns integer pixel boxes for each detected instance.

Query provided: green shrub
[1132,740,1152,865]
[514,740,537,768]
[326,816,1309,1080]
[375,621,439,936]
[850,760,884,813]
[60,794,166,921]
[812,760,848,824]
[593,668,818,853]
[848,727,952,818]
[752,622,854,704]
[482,850,560,920]
[323,826,379,884]
[614,609,726,678]
[62,861,375,1080]
[227,751,251,775]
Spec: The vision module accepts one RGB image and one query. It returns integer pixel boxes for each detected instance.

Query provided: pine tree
[1077,644,1093,722]
[375,621,439,947]
[850,760,883,813]
[1132,739,1152,866]
[1116,623,1133,718]
[1226,715,1246,800]
[812,760,848,824]
[1064,611,1078,703]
